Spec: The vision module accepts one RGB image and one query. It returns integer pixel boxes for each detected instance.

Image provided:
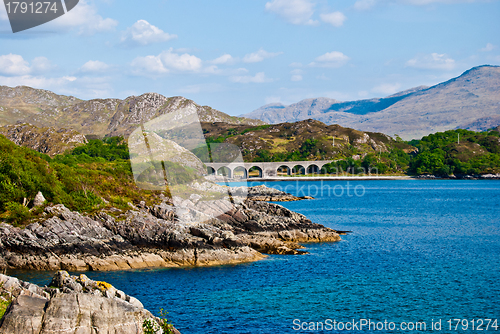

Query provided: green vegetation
[205,124,273,144]
[0,283,11,320]
[408,129,500,176]
[0,135,165,226]
[142,308,174,334]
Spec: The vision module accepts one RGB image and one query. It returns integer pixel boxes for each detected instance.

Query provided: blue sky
[0,0,499,116]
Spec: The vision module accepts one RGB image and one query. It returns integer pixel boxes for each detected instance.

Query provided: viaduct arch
[204,160,333,179]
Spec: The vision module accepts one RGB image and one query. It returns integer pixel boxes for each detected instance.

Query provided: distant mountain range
[0,87,264,138]
[242,65,500,140]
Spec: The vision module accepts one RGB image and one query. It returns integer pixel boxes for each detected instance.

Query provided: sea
[10,180,500,333]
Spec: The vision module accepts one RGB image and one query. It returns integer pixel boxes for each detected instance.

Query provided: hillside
[0,123,87,157]
[201,119,415,173]
[0,87,265,138]
[242,65,500,140]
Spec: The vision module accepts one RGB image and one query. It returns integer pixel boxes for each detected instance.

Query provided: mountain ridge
[0,87,265,138]
[242,65,500,140]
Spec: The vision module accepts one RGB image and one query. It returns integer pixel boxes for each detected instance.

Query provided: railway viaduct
[204,160,333,179]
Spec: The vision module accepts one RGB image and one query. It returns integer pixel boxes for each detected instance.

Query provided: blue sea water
[10,180,500,333]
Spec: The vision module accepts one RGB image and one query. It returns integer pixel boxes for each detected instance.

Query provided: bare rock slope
[243,65,500,140]
[0,87,265,138]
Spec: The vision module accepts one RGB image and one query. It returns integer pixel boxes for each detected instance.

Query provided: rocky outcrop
[0,123,88,157]
[0,271,180,334]
[246,185,314,202]
[0,186,341,271]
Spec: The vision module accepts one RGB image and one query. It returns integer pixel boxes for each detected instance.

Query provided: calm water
[10,180,500,333]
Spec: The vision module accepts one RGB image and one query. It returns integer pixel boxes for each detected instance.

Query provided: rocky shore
[0,271,181,334]
[0,184,342,272]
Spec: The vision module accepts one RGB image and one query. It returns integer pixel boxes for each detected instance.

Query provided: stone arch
[277,165,291,176]
[307,164,320,175]
[248,166,263,178]
[207,166,216,175]
[233,166,248,179]
[217,166,231,178]
[292,165,305,176]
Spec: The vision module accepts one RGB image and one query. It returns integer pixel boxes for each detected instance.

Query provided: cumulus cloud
[406,53,455,70]
[243,49,283,63]
[309,51,350,68]
[230,72,273,84]
[130,49,203,77]
[480,43,496,52]
[0,54,54,76]
[120,20,177,47]
[48,0,117,34]
[211,54,236,65]
[265,0,318,25]
[291,74,303,82]
[372,83,402,95]
[320,12,346,27]
[0,54,31,76]
[79,60,110,73]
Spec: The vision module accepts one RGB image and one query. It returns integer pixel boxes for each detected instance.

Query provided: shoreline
[0,184,342,273]
[217,175,500,182]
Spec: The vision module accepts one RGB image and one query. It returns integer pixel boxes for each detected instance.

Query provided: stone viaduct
[204,160,333,179]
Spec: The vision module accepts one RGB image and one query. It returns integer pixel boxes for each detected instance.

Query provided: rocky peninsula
[0,183,342,272]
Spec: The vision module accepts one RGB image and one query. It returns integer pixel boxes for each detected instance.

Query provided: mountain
[242,65,500,140]
[0,87,265,138]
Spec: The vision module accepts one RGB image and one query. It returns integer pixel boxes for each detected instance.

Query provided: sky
[0,0,499,116]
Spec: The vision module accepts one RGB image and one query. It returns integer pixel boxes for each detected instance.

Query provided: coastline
[0,184,342,273]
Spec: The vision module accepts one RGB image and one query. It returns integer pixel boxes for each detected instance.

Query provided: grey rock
[32,192,46,207]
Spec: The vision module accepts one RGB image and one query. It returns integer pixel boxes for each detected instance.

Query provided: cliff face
[0,271,181,334]
[0,184,341,272]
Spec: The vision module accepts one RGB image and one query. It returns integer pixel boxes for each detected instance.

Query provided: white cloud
[354,0,377,10]
[130,55,169,77]
[120,20,177,47]
[265,0,318,25]
[211,54,236,65]
[79,60,110,73]
[160,49,202,72]
[406,53,456,70]
[320,12,346,27]
[372,83,402,95]
[48,0,117,35]
[310,51,350,68]
[31,57,55,74]
[0,54,54,76]
[291,75,303,82]
[130,49,203,77]
[243,49,283,63]
[0,54,31,76]
[480,43,496,52]
[230,72,273,83]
